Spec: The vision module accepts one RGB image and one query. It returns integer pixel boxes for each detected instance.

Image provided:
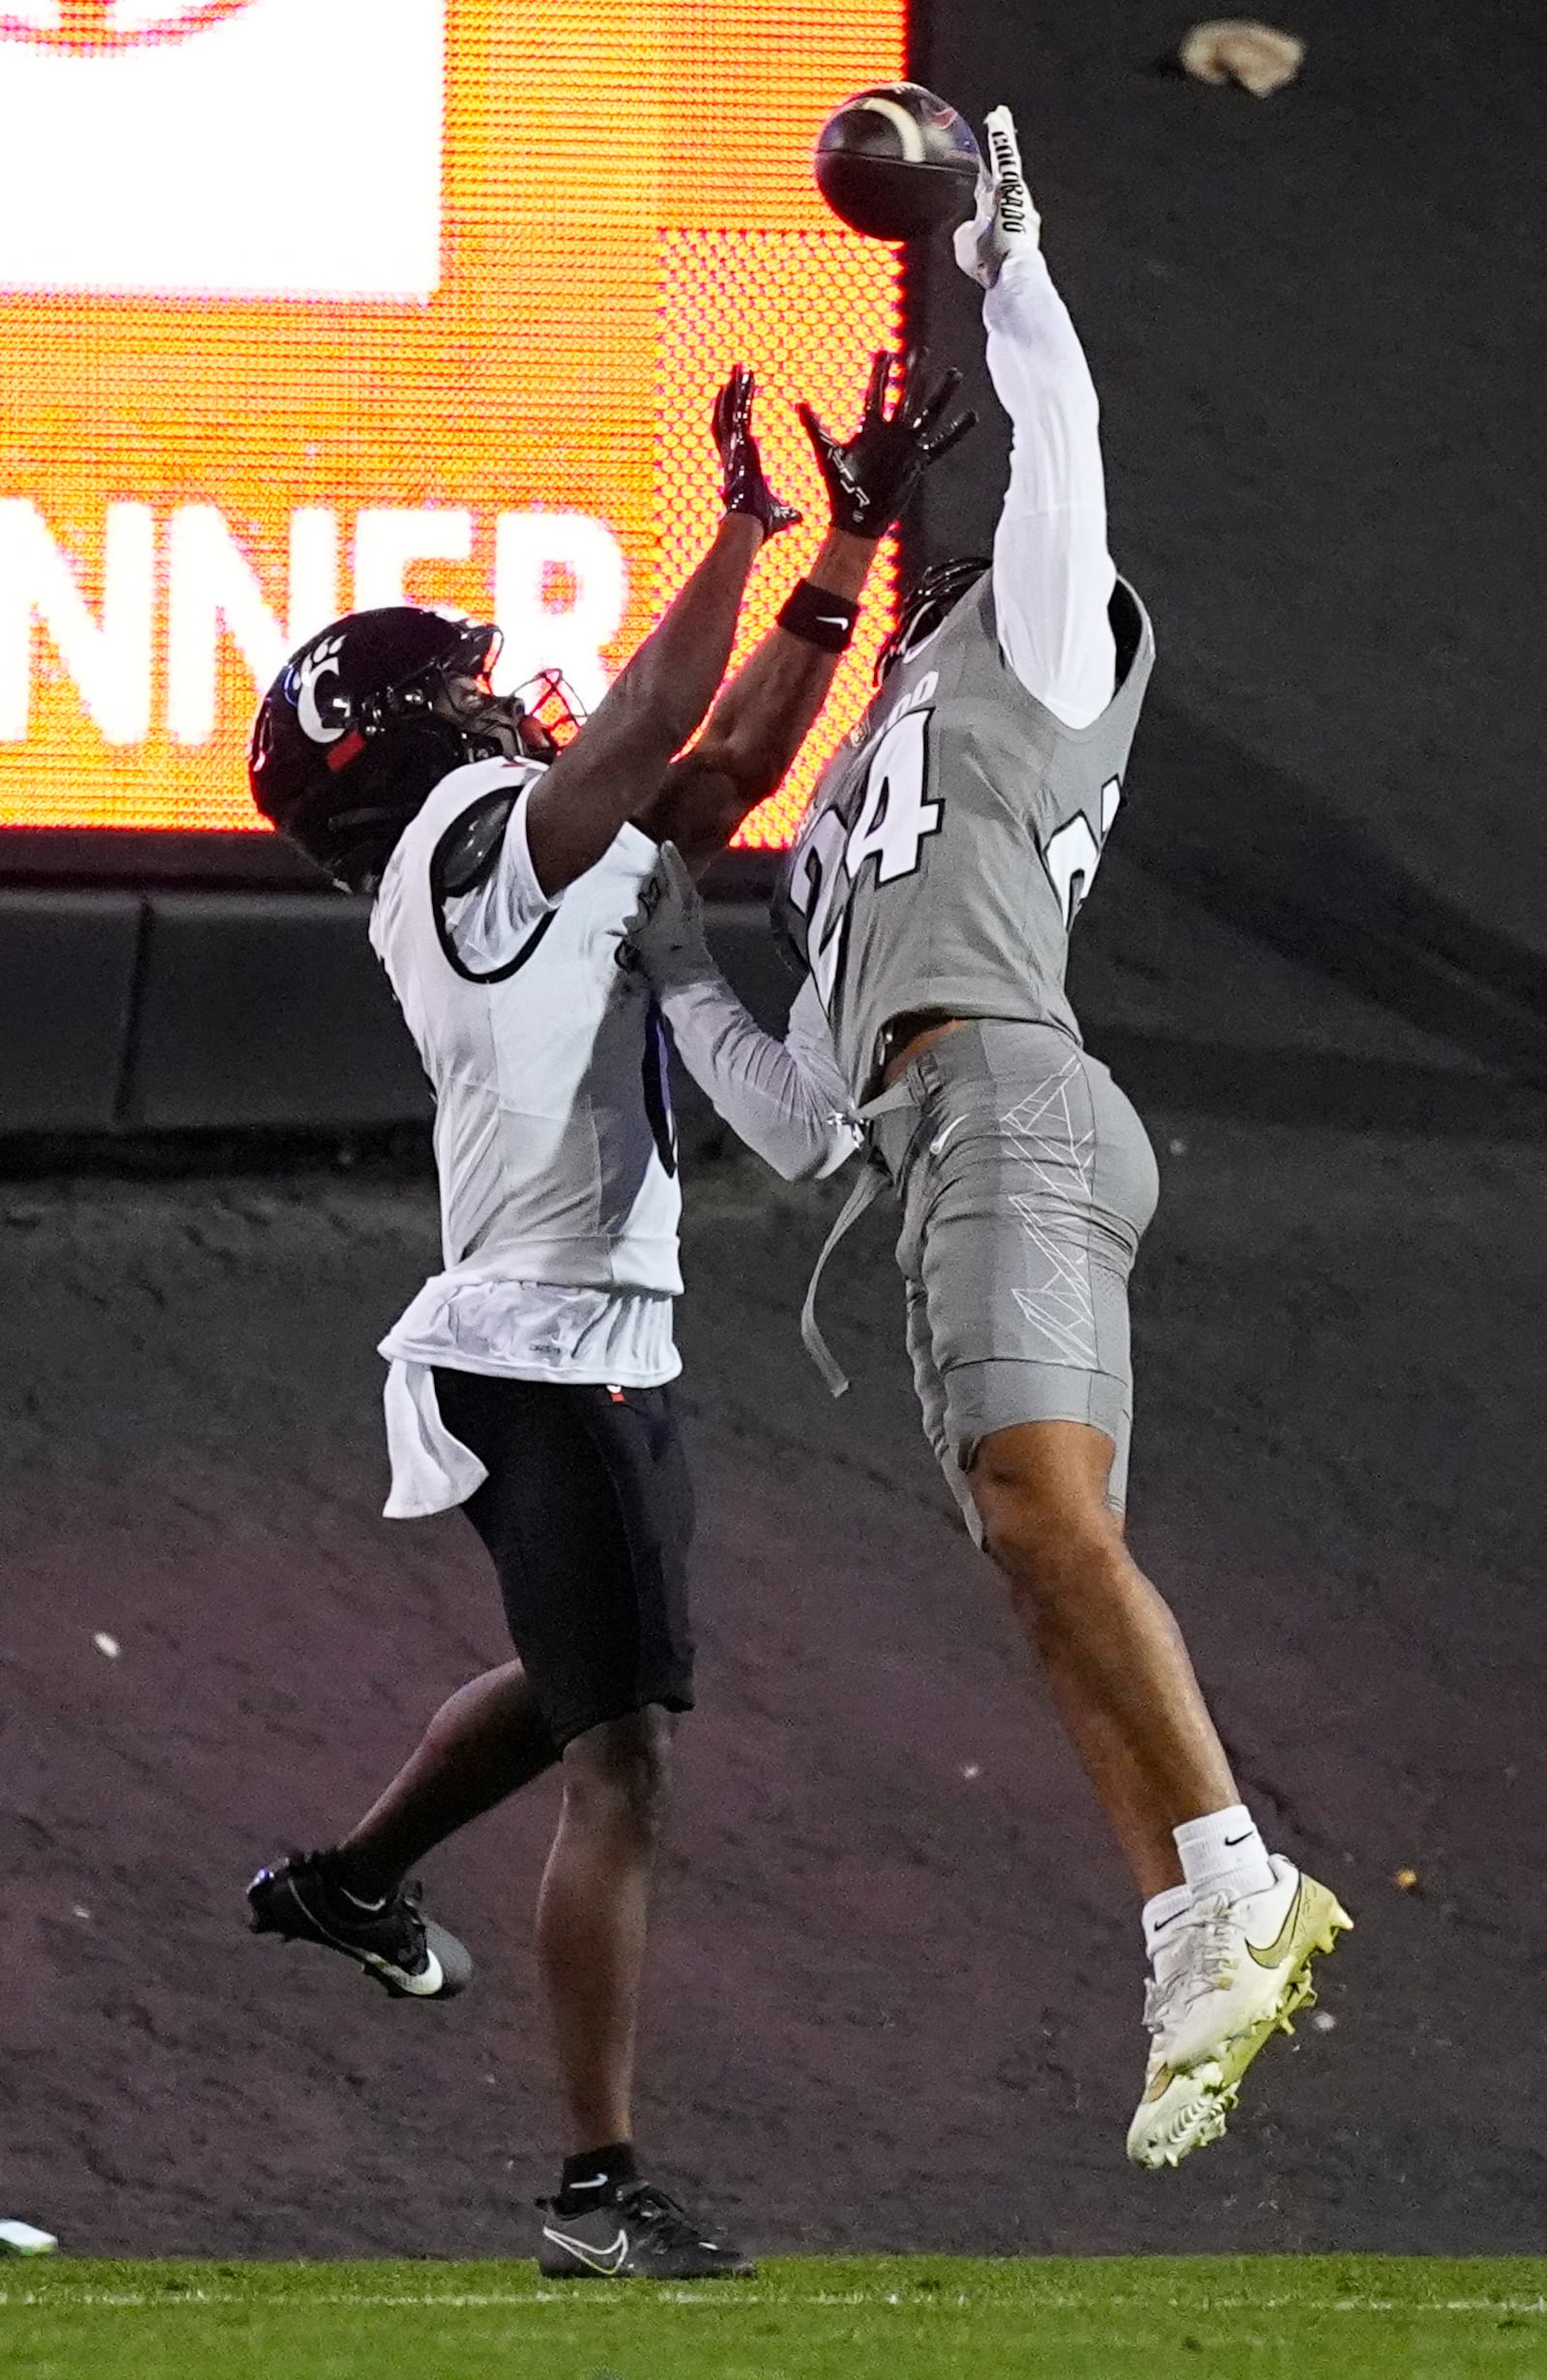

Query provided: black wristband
[776,579,859,653]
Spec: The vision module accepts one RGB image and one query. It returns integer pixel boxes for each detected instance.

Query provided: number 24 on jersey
[787,671,1124,1010]
[787,677,943,1008]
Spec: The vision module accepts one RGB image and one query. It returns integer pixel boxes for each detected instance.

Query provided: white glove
[623,838,717,996]
[952,105,1041,288]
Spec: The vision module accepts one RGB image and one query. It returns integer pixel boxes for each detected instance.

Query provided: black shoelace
[619,2184,710,2248]
[312,1856,427,1956]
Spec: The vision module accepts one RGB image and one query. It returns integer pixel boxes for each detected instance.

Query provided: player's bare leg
[968,1418,1235,1895]
[532,1707,752,2278]
[249,1664,553,1997]
[334,1659,559,1898]
[968,1416,1350,2165]
[536,1707,672,2154]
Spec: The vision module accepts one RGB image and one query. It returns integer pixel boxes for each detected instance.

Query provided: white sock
[1174,1804,1275,1901]
[1142,1883,1191,1959]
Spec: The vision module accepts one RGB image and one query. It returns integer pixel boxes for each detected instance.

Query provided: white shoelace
[1143,1901,1241,2037]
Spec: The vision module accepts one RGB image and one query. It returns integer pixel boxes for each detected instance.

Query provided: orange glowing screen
[0,0,903,847]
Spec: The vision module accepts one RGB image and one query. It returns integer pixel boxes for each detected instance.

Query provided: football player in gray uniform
[244,360,968,2273]
[638,111,1351,2171]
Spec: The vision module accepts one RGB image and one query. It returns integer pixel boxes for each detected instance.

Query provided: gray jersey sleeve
[655,966,860,1182]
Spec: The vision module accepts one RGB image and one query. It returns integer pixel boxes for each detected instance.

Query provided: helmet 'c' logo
[0,4,255,52]
[291,634,350,745]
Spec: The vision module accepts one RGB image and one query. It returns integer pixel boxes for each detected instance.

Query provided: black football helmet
[875,555,989,683]
[248,607,584,893]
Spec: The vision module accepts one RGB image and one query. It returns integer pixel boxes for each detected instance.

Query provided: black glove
[797,350,977,540]
[714,364,802,542]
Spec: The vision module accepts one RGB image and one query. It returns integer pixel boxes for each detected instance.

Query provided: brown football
[814,83,981,242]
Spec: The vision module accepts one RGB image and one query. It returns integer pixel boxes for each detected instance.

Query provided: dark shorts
[431,1369,696,1750]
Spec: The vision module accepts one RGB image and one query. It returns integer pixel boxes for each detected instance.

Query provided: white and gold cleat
[1126,1855,1352,2170]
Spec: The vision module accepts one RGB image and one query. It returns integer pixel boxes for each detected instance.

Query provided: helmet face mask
[422,624,522,759]
[250,609,584,892]
[504,668,588,761]
[431,655,589,766]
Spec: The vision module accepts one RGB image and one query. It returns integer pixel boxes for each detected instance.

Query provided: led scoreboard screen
[0,0,904,850]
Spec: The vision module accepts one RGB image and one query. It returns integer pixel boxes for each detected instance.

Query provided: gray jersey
[775,570,1153,1098]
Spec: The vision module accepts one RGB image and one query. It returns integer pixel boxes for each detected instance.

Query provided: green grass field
[4,2257,1546,2379]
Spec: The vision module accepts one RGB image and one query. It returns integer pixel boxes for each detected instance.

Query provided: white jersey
[370,757,683,1516]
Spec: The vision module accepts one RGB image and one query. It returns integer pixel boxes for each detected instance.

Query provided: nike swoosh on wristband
[1223,1832,1252,1846]
[1245,1880,1305,1970]
[542,2224,629,2275]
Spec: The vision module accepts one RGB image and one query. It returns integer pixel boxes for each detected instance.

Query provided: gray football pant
[868,1021,1160,1531]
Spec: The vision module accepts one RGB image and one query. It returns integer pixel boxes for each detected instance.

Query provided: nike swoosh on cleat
[290,1888,447,1996]
[277,1884,442,1999]
[386,1948,445,1996]
[1245,1880,1306,1970]
[542,2224,628,2276]
[1141,2053,1224,2105]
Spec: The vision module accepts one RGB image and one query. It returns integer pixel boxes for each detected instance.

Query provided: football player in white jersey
[243,363,970,2276]
[634,115,1352,2176]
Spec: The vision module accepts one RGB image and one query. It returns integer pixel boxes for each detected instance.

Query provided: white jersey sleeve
[985,248,1117,732]
[656,968,860,1182]
[436,768,557,976]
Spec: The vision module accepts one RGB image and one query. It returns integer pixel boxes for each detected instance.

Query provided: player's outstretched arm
[958,106,1117,730]
[643,519,876,874]
[648,351,977,870]
[625,842,859,1180]
[522,368,798,895]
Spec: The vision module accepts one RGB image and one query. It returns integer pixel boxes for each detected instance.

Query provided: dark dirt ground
[2,1078,1546,2259]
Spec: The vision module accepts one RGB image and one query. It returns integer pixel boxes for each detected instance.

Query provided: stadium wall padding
[0,891,812,1137]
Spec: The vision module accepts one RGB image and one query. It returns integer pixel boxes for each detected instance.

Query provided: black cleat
[537,2182,755,2279]
[247,1848,472,2000]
